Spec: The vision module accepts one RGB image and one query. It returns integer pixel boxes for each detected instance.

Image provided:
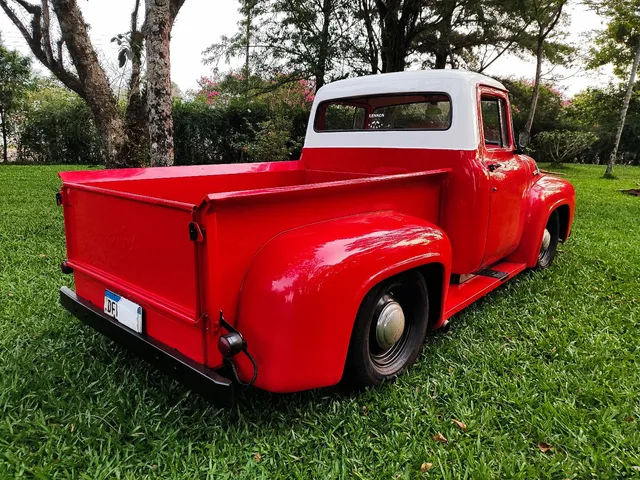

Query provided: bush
[533,130,598,165]
[497,78,567,136]
[173,99,269,165]
[16,83,310,165]
[18,86,104,164]
[561,85,640,165]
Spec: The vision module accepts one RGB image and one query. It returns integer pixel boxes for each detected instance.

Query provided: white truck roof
[314,70,506,103]
[305,70,506,151]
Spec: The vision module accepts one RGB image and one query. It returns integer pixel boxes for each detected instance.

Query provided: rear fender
[234,211,451,393]
[508,175,576,267]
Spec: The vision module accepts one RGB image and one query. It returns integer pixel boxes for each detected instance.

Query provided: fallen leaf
[433,433,448,444]
[451,418,467,432]
[420,462,433,472]
[551,347,556,353]
[625,416,634,423]
[70,424,74,433]
[253,453,262,463]
[538,442,552,453]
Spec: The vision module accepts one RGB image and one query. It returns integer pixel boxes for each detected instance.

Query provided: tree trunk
[377,0,402,73]
[375,0,420,73]
[361,0,379,74]
[123,0,149,167]
[244,0,252,93]
[605,38,640,178]
[434,51,447,69]
[0,106,7,163]
[314,0,332,91]
[145,0,174,167]
[52,0,129,168]
[524,32,544,135]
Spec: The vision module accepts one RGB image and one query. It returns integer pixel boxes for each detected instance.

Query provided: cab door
[479,87,530,266]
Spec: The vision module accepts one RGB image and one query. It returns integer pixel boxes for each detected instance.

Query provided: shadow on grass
[20,264,543,437]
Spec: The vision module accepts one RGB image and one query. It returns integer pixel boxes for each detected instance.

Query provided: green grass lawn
[1,164,639,479]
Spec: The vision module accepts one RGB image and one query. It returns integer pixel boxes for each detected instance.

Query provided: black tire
[535,210,560,270]
[343,270,429,389]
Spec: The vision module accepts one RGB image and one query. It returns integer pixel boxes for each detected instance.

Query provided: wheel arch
[508,175,576,267]
[417,262,447,330]
[233,211,451,393]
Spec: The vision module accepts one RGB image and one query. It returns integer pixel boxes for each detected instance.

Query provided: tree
[563,85,640,165]
[145,0,185,166]
[412,0,532,71]
[0,41,33,162]
[586,0,640,177]
[534,130,597,165]
[205,0,354,92]
[0,0,186,167]
[113,0,148,167]
[368,0,425,72]
[499,77,566,135]
[521,0,572,136]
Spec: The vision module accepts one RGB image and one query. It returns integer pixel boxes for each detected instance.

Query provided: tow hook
[219,312,258,387]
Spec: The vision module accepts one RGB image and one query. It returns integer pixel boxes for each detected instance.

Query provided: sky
[0,0,616,98]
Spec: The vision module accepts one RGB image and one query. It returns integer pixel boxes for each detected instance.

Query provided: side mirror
[514,130,530,155]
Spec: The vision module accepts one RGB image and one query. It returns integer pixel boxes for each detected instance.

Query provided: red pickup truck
[58,70,575,406]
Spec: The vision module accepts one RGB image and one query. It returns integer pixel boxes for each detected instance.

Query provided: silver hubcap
[541,228,551,252]
[375,301,405,349]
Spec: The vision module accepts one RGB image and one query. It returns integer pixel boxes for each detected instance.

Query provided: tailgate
[59,182,205,363]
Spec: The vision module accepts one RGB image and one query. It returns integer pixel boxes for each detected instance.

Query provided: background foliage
[9,75,640,167]
[13,74,312,165]
[9,73,640,167]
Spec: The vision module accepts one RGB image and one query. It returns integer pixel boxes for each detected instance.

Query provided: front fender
[234,211,451,393]
[508,175,576,267]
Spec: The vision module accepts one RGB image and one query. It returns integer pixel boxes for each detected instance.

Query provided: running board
[473,268,509,281]
[444,262,527,319]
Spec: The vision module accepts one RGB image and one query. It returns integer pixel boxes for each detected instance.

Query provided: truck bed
[59,161,450,368]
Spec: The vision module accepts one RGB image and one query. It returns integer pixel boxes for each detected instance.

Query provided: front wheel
[535,210,560,270]
[343,271,429,389]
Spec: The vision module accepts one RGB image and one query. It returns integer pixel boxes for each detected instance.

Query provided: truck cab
[58,70,575,405]
[306,71,564,275]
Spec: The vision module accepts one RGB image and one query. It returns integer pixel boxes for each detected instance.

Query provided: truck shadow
[34,269,540,436]
[151,272,537,431]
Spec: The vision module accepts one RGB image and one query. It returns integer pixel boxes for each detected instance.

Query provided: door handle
[488,163,502,172]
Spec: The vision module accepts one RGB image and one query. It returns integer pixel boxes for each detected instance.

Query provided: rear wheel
[344,271,429,389]
[535,210,560,270]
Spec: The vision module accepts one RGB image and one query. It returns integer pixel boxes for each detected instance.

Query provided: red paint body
[59,78,575,394]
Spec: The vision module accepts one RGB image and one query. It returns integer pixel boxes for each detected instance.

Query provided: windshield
[315,93,452,132]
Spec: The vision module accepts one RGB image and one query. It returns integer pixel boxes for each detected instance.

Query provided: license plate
[104,290,143,333]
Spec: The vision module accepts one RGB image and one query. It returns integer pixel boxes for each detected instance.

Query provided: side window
[321,104,367,131]
[480,95,510,148]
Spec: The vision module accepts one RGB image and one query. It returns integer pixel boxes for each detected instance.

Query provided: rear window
[315,93,452,132]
